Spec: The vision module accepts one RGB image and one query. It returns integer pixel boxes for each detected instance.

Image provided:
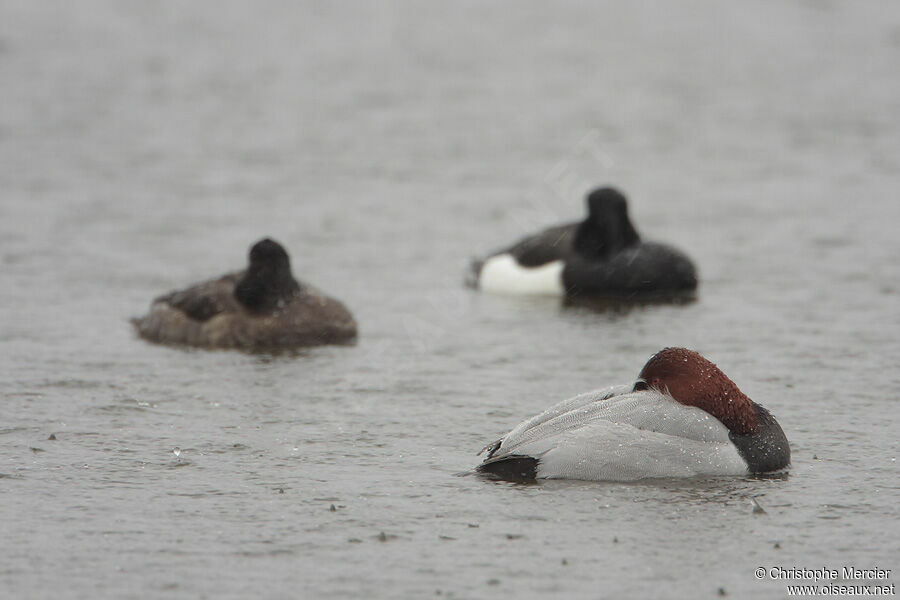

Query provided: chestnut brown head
[635,347,758,435]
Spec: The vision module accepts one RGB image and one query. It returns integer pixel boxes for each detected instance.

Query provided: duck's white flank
[478,254,565,296]
[488,389,748,481]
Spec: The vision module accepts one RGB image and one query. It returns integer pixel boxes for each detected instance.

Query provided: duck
[131,238,357,351]
[467,187,698,298]
[477,347,790,482]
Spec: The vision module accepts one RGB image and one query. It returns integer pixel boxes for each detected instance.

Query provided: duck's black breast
[561,242,698,297]
[728,403,791,473]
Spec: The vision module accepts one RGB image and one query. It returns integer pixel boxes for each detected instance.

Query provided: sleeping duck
[477,347,790,482]
[467,187,698,299]
[132,238,357,351]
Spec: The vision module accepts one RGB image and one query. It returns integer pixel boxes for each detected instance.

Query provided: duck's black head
[573,187,640,259]
[248,238,291,265]
[234,238,301,312]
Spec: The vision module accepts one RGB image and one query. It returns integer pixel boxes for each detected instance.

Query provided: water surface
[1,1,898,598]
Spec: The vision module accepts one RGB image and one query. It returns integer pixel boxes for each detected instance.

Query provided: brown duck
[132,238,357,351]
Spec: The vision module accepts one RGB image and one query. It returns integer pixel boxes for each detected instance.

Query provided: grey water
[1,1,898,598]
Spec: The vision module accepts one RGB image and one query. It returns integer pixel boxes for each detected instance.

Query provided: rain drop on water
[173,447,181,458]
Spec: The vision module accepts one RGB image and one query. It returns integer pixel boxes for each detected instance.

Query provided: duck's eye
[633,380,650,391]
